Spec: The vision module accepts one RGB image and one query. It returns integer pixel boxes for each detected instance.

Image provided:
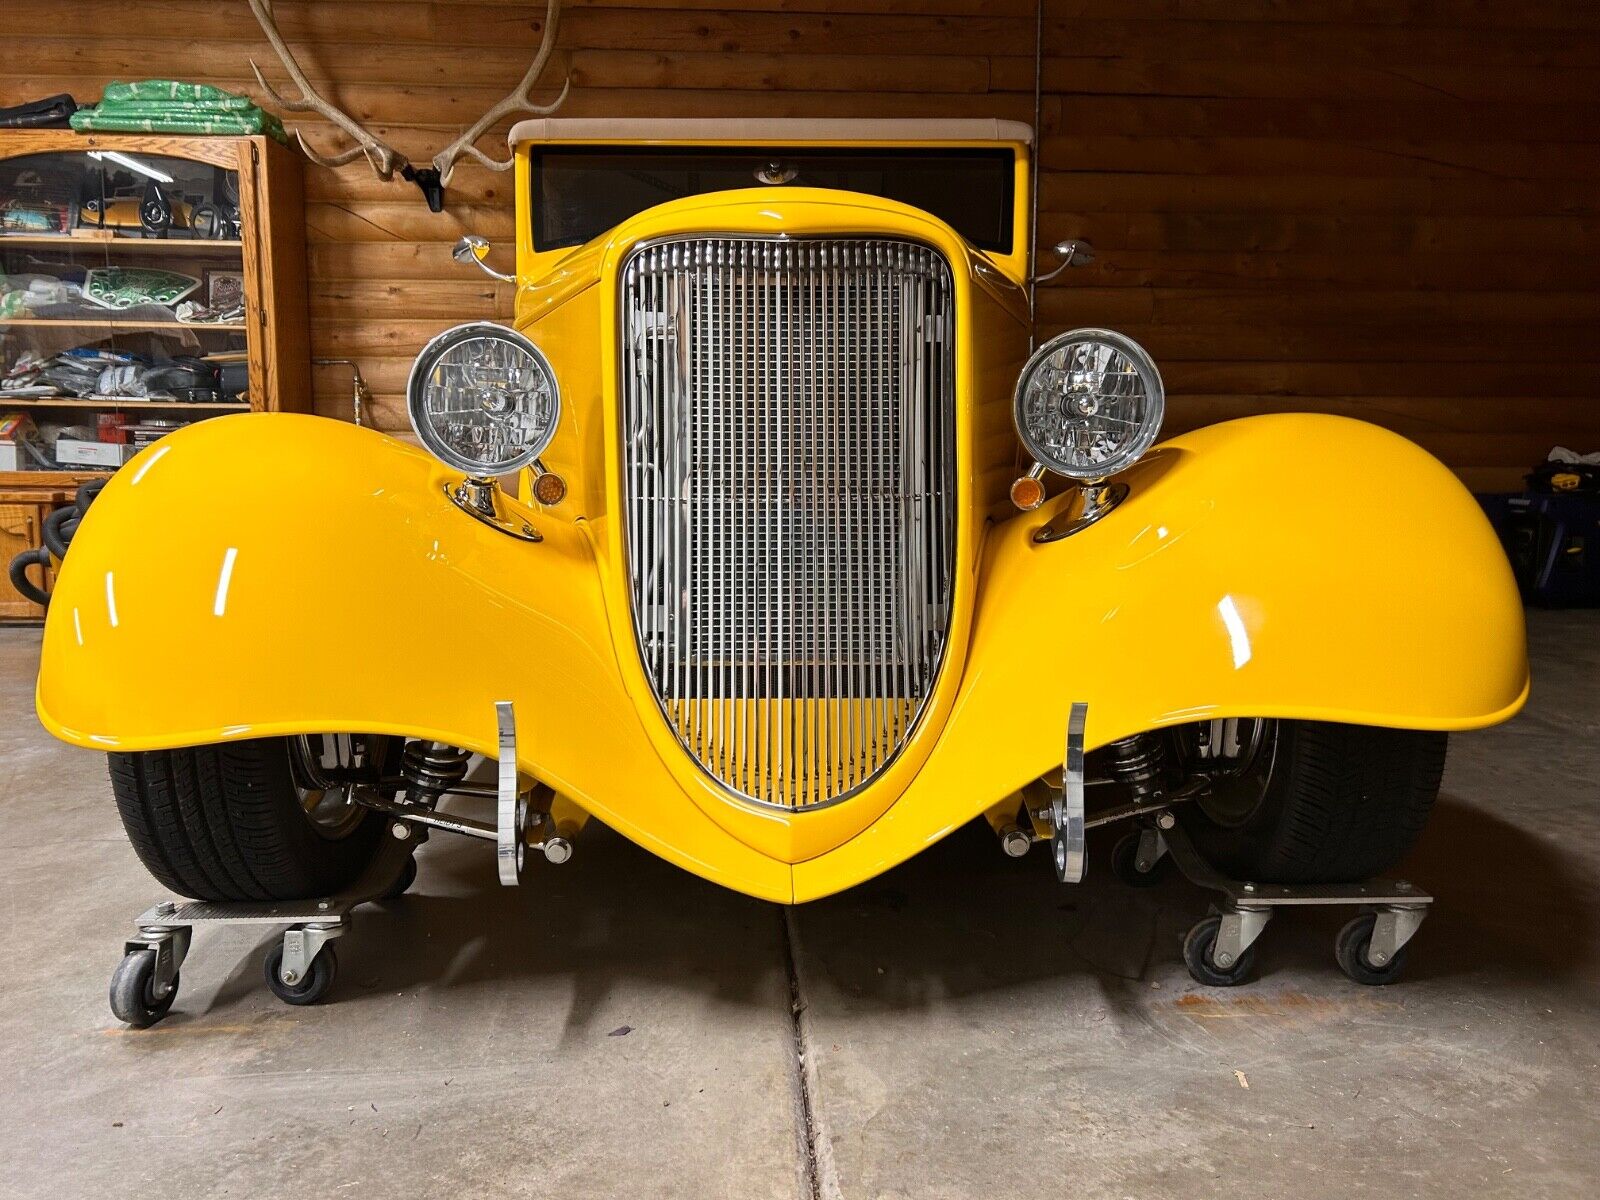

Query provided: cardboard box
[55,437,136,468]
[0,412,39,470]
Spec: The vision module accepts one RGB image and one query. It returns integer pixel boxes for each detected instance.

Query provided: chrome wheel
[288,735,385,840]
[1192,718,1279,829]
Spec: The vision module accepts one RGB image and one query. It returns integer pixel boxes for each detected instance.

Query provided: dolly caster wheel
[110,948,178,1027]
[1183,915,1256,987]
[380,856,418,900]
[264,942,338,1006]
[1335,913,1408,985]
[1111,831,1170,888]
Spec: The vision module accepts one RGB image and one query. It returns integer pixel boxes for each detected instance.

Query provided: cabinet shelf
[0,317,246,331]
[0,236,243,253]
[0,396,249,412]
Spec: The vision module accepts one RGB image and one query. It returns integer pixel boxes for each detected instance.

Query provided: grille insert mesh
[619,236,956,809]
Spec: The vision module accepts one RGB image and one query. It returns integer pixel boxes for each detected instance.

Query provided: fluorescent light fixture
[87,150,174,184]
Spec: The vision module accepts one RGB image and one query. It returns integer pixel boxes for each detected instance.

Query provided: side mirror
[453,234,515,283]
[1032,238,1095,285]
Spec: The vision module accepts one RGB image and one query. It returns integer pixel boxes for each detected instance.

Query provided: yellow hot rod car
[36,119,1527,1012]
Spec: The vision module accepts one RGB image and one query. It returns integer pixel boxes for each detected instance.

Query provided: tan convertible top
[507,117,1033,147]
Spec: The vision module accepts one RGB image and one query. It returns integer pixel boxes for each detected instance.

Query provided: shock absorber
[399,740,470,806]
[1106,733,1168,803]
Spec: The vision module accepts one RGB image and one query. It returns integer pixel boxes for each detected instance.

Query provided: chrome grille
[619,236,957,810]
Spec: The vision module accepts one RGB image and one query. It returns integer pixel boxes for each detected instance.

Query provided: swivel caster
[380,855,418,900]
[264,939,339,1006]
[109,948,178,1027]
[1335,913,1409,986]
[1182,914,1261,987]
[1111,830,1170,888]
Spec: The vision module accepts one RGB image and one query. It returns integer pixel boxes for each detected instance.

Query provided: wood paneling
[2,1,1591,488]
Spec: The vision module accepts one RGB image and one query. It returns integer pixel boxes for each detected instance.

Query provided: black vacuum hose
[8,546,52,608]
[7,478,106,609]
[42,505,78,560]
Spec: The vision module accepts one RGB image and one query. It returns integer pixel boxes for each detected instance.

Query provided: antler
[431,0,570,186]
[245,0,410,181]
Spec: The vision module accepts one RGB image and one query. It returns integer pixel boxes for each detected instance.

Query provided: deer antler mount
[245,0,568,211]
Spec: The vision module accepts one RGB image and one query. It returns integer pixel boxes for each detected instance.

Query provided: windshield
[530,145,1015,253]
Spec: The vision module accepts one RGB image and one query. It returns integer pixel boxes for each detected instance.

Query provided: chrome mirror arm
[453,233,515,283]
[1032,238,1095,286]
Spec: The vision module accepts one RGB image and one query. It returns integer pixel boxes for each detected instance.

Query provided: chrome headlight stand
[1031,477,1129,544]
[447,476,543,542]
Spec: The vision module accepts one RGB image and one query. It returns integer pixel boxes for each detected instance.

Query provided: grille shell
[618,236,958,811]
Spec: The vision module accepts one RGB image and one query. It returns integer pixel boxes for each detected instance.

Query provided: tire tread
[1183,721,1446,884]
[107,738,382,902]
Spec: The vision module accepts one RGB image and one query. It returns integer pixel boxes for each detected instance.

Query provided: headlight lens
[406,322,560,475]
[1013,328,1163,479]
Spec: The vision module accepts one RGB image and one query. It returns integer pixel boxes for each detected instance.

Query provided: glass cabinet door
[0,148,251,476]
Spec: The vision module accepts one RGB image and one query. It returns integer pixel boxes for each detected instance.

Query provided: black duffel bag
[0,94,78,129]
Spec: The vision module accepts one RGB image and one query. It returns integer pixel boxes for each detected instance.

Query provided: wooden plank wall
[3,1,1596,488]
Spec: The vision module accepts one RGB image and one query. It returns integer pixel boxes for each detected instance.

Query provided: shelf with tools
[0,317,248,330]
[0,236,244,252]
[0,130,307,620]
[0,396,249,411]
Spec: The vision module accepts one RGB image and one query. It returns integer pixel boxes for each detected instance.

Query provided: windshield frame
[528,143,1018,256]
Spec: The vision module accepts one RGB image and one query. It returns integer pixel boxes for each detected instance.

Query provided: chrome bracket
[1134,826,1169,874]
[1052,701,1088,883]
[1212,907,1273,970]
[496,701,527,886]
[279,922,344,987]
[1035,481,1128,543]
[125,921,192,1000]
[1367,906,1429,967]
[446,477,541,543]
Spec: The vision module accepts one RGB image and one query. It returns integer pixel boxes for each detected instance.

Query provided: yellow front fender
[791,412,1527,899]
[35,413,795,901]
[38,411,1526,904]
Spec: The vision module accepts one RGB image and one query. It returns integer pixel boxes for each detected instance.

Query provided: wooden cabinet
[0,488,69,621]
[0,130,308,620]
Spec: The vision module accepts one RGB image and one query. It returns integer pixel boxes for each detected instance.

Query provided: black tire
[1334,913,1409,986]
[1182,916,1256,987]
[381,855,418,900]
[108,737,384,903]
[109,949,177,1027]
[264,942,339,1006]
[1178,720,1447,884]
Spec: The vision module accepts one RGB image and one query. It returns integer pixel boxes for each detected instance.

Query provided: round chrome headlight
[1013,328,1164,480]
[406,322,560,476]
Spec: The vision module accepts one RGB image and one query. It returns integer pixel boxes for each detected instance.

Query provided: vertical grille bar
[620,236,955,810]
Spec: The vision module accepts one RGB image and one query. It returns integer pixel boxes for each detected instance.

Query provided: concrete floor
[3,612,1596,1199]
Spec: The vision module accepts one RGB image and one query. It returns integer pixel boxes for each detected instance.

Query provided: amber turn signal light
[1010,474,1045,511]
[532,470,568,506]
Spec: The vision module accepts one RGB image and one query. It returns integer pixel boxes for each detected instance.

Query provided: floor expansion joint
[782,904,837,1200]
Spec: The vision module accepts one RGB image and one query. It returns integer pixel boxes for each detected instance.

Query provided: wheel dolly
[1022,702,1436,988]
[109,702,570,1027]
[1112,814,1434,986]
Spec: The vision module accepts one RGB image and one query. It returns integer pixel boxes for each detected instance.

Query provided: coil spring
[400,739,470,801]
[1107,733,1167,801]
